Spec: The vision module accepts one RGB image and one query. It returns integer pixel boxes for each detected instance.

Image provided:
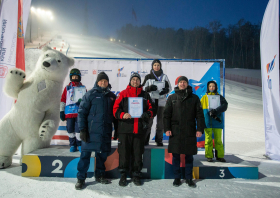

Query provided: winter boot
[216,158,226,162]
[70,146,77,152]
[95,175,110,184]
[119,173,127,187]
[186,179,196,188]
[75,179,85,190]
[132,176,142,186]
[156,142,163,146]
[173,178,181,187]
[78,146,82,152]
[207,158,213,162]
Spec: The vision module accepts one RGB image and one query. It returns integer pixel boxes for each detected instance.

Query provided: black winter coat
[78,83,117,153]
[163,86,205,155]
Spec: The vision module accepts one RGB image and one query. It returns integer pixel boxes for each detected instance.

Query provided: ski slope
[1,33,279,198]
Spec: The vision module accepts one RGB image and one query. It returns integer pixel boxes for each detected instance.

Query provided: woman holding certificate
[142,59,171,146]
[113,73,155,187]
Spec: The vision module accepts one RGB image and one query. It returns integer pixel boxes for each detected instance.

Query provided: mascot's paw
[39,120,55,140]
[7,68,26,85]
[0,156,12,169]
[4,68,26,99]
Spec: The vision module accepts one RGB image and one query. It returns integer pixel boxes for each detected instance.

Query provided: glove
[80,129,90,143]
[60,111,65,121]
[159,88,169,95]
[209,109,217,116]
[149,85,157,91]
[76,98,82,106]
[141,111,151,122]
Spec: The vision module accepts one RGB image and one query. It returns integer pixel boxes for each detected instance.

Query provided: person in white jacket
[142,59,171,146]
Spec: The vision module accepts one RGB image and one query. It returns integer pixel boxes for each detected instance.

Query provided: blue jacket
[78,83,117,153]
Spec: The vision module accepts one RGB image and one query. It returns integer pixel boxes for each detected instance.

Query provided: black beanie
[151,59,162,69]
[130,72,141,83]
[177,76,189,84]
[96,72,109,83]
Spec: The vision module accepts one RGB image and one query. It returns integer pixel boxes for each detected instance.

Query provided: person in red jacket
[60,68,86,152]
[113,72,155,187]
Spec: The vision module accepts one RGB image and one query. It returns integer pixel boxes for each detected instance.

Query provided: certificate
[74,87,86,102]
[153,81,165,90]
[128,97,143,118]
[151,81,165,99]
[208,95,220,110]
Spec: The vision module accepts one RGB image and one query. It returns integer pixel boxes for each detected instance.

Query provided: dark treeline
[117,19,262,69]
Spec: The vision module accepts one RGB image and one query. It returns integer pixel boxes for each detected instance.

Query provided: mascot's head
[70,68,81,82]
[35,46,75,82]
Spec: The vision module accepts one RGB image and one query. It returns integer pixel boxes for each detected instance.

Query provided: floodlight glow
[46,11,52,16]
[31,7,35,12]
[41,10,46,14]
[50,16,54,20]
[110,38,113,41]
[135,45,136,46]
[147,49,149,51]
[37,8,41,13]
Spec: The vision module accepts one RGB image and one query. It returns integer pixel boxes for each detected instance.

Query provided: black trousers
[172,153,194,179]
[118,133,145,176]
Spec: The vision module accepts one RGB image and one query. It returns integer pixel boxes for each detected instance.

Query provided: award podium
[21,144,258,179]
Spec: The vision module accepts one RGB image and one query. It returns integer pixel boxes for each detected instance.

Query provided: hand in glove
[60,111,65,121]
[76,98,82,106]
[149,85,157,92]
[209,109,217,117]
[80,129,90,143]
[141,111,151,122]
[159,88,169,95]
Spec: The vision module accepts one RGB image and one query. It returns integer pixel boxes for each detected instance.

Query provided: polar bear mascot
[0,46,74,168]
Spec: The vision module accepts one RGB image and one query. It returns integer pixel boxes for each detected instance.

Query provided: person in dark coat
[75,72,118,190]
[163,76,205,188]
[113,72,155,187]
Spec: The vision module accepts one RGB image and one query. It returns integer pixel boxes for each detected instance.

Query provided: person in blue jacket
[75,72,118,190]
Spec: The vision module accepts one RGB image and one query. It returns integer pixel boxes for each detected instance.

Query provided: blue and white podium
[22,144,258,179]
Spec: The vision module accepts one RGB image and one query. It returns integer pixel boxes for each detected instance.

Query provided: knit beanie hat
[130,72,141,83]
[96,72,109,83]
[177,76,189,84]
[151,59,162,69]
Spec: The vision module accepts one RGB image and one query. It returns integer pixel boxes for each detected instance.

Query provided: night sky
[30,0,270,37]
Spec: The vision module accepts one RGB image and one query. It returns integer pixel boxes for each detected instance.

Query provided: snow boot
[70,146,77,152]
[75,179,85,190]
[95,175,110,184]
[207,158,213,162]
[216,158,226,162]
[132,176,142,186]
[119,173,127,187]
[173,178,181,187]
[186,179,196,188]
[156,142,163,147]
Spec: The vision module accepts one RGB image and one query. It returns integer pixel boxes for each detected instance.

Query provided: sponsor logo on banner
[117,67,126,77]
[266,55,276,89]
[98,69,112,73]
[80,70,88,76]
[0,19,8,62]
[93,70,97,74]
[0,66,8,78]
[131,70,148,77]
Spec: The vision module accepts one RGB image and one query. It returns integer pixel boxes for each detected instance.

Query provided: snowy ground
[1,34,280,198]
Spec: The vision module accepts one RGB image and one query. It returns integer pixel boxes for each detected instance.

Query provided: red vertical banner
[16,0,25,71]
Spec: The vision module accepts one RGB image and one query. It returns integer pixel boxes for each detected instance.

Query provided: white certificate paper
[208,95,220,110]
[151,81,165,99]
[74,87,86,102]
[128,97,143,118]
[153,81,165,90]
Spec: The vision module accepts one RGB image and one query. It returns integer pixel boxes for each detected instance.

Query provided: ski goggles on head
[70,69,81,76]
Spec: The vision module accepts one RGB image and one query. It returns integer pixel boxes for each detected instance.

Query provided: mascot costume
[0,46,74,168]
